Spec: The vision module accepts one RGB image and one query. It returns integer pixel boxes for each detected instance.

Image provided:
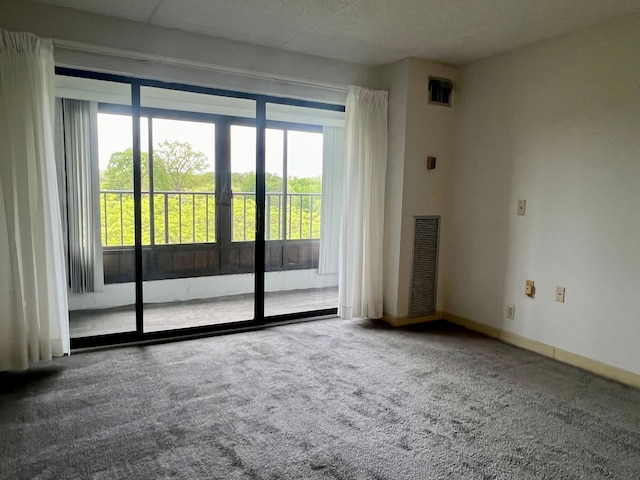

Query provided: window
[56,68,345,344]
[56,84,337,281]
[263,128,323,241]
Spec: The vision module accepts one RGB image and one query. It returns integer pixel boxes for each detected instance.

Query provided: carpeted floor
[1,318,639,479]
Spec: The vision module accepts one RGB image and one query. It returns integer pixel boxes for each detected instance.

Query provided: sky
[97,114,323,179]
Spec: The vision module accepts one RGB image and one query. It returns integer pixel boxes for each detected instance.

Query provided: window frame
[55,66,345,349]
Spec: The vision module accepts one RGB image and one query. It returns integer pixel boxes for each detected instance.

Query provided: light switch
[517,200,526,216]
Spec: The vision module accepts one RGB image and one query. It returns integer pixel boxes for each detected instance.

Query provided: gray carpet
[1,319,639,479]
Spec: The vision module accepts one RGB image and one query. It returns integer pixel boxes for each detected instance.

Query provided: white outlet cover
[506,304,515,319]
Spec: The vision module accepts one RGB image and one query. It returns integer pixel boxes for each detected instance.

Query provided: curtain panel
[56,99,102,294]
[318,126,345,275]
[338,86,388,320]
[0,29,70,371]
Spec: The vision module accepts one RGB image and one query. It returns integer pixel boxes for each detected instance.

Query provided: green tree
[288,175,322,194]
[266,172,282,193]
[232,172,256,193]
[154,140,210,191]
[101,149,150,190]
[99,142,323,246]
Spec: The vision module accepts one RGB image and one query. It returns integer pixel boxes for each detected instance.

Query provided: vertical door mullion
[282,130,288,241]
[148,117,155,246]
[255,101,266,323]
[217,120,232,268]
[131,81,144,337]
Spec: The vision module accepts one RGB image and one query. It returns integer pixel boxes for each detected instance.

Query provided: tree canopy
[100,149,149,191]
[100,140,213,192]
[154,140,210,191]
[99,140,322,245]
[100,141,320,194]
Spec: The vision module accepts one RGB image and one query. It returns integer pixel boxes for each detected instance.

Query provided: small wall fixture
[525,280,535,297]
[427,156,436,170]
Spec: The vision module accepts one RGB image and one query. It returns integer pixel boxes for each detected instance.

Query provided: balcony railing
[100,190,322,247]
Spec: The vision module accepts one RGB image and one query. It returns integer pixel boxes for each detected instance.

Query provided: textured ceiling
[35,0,640,65]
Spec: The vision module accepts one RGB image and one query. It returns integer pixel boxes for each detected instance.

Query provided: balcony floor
[69,287,338,338]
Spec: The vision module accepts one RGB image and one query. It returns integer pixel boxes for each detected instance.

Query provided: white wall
[398,59,456,317]
[380,59,409,317]
[446,14,640,375]
[381,58,456,318]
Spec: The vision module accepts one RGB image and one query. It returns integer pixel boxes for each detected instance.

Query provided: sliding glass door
[263,102,343,318]
[140,86,257,332]
[55,68,343,347]
[55,75,138,338]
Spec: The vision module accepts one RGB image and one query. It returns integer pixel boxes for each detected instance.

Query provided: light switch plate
[517,199,526,216]
[556,286,565,303]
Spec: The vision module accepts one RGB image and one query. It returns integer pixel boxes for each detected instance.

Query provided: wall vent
[409,216,440,317]
[428,77,452,106]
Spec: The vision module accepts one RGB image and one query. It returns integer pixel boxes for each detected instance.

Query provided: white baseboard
[441,312,640,389]
[382,309,639,389]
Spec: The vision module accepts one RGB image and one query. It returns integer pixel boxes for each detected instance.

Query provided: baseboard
[382,311,443,327]
[442,312,640,389]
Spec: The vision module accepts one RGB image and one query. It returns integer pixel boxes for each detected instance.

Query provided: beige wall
[380,59,409,317]
[380,58,456,318]
[445,14,640,374]
[398,59,456,317]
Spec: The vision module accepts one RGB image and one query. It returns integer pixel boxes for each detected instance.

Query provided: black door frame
[56,67,344,349]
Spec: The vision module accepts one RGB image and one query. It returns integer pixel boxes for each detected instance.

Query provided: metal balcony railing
[100,190,322,247]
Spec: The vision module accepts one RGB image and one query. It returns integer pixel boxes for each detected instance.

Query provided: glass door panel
[54,75,137,338]
[140,86,256,331]
[265,129,284,241]
[263,103,342,317]
[230,125,256,242]
[224,124,257,322]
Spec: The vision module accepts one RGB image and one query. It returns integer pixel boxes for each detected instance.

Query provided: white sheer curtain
[318,126,345,274]
[338,86,388,320]
[0,29,70,371]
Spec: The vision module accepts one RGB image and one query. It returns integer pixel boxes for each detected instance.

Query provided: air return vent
[409,216,440,317]
[428,77,452,106]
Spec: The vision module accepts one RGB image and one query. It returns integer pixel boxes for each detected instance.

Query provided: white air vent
[409,216,440,317]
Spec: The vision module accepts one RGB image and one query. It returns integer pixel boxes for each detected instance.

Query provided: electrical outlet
[506,304,515,319]
[556,287,565,303]
[517,199,527,216]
